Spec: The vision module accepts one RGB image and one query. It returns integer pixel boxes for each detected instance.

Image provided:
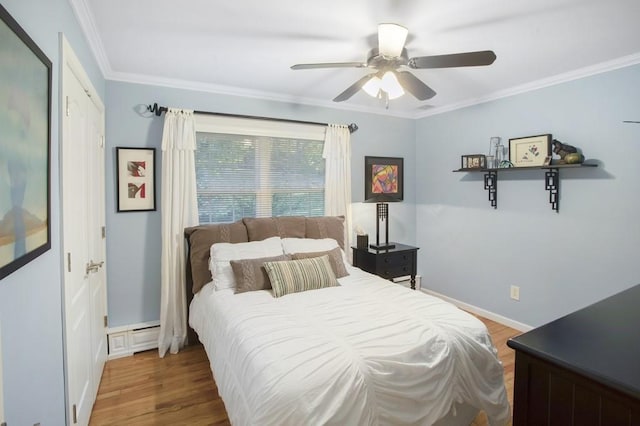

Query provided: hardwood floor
[90,315,521,425]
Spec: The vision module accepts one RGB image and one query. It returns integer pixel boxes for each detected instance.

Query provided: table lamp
[364,194,399,250]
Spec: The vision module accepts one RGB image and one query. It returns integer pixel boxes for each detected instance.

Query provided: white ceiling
[72,0,640,118]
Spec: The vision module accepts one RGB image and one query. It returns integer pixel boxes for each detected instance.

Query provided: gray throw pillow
[230,254,291,293]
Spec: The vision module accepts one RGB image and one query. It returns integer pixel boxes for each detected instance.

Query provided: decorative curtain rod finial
[147,103,168,116]
[348,123,358,133]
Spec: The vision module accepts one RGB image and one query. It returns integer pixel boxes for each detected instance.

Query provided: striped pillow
[263,255,339,298]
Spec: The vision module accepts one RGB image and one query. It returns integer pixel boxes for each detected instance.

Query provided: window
[195,115,326,224]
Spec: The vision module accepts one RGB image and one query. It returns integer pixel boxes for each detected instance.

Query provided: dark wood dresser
[352,243,419,289]
[507,284,640,425]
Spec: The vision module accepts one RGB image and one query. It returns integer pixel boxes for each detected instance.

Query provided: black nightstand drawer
[378,264,411,279]
[379,252,411,268]
[351,243,419,289]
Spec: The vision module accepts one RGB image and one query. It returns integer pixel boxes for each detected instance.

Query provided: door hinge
[67,252,71,272]
[104,315,108,328]
[102,226,106,239]
[99,135,104,148]
[72,403,77,423]
[66,96,70,117]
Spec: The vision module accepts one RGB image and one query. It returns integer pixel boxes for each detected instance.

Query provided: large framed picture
[364,156,403,201]
[116,147,157,212]
[0,4,52,280]
[509,134,552,167]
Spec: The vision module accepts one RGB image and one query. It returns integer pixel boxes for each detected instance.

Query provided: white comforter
[190,266,510,426]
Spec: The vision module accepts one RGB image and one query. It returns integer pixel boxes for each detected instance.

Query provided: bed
[185,216,510,426]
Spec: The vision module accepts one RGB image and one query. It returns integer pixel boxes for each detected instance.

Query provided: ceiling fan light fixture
[362,76,382,97]
[381,71,404,99]
[378,23,408,57]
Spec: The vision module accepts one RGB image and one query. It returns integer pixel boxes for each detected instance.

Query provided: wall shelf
[453,163,598,212]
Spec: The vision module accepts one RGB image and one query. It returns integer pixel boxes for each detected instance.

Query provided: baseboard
[421,288,533,332]
[107,321,160,360]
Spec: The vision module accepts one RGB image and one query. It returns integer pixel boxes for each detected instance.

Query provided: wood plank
[90,315,519,425]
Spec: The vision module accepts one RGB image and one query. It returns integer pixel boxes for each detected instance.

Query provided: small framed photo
[509,134,552,167]
[364,156,403,201]
[116,147,156,212]
[461,154,486,170]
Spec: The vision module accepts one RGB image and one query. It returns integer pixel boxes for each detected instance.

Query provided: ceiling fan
[291,23,496,103]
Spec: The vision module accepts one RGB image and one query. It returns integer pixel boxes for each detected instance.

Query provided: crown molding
[107,71,416,119]
[414,52,640,119]
[68,0,112,76]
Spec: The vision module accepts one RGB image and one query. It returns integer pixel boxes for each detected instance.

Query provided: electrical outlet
[510,285,520,301]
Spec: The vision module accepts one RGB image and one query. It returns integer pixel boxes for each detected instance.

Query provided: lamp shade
[362,76,382,98]
[381,71,404,99]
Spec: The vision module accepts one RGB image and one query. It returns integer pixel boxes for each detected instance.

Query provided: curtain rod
[147,103,358,133]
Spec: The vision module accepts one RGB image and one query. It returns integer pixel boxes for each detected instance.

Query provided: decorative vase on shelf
[489,137,506,167]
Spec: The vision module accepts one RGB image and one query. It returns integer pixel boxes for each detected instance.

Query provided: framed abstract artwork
[364,156,404,201]
[0,4,52,280]
[116,147,157,212]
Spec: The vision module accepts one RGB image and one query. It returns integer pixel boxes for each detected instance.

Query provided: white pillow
[210,237,284,291]
[281,237,351,267]
[281,237,339,254]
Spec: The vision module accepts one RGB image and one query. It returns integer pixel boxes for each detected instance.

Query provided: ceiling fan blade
[378,23,408,57]
[409,50,497,69]
[291,62,366,70]
[333,74,375,102]
[395,71,436,101]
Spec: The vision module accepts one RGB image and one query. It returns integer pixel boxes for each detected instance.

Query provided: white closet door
[61,35,107,426]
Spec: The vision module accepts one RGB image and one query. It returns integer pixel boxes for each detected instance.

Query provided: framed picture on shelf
[509,134,552,167]
[0,4,52,280]
[461,154,486,170]
[364,156,403,201]
[116,147,156,212]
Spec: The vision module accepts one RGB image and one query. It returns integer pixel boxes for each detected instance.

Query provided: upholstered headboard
[184,215,345,295]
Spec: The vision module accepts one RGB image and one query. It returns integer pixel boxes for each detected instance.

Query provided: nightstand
[351,243,419,289]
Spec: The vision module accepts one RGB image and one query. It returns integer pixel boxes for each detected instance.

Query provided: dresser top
[508,284,640,400]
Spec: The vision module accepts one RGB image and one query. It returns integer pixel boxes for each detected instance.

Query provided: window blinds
[194,115,326,224]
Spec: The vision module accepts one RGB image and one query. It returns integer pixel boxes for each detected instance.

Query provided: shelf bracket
[484,171,497,209]
[545,169,559,212]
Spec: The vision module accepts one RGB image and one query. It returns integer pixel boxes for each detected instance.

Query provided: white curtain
[158,108,199,357]
[323,124,352,260]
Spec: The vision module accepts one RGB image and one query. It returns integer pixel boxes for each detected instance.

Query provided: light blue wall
[104,81,416,326]
[416,64,640,327]
[0,0,105,424]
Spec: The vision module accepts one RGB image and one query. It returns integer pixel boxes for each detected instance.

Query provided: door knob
[86,260,104,274]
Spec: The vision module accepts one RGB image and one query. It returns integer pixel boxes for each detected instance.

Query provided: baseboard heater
[107,321,160,359]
